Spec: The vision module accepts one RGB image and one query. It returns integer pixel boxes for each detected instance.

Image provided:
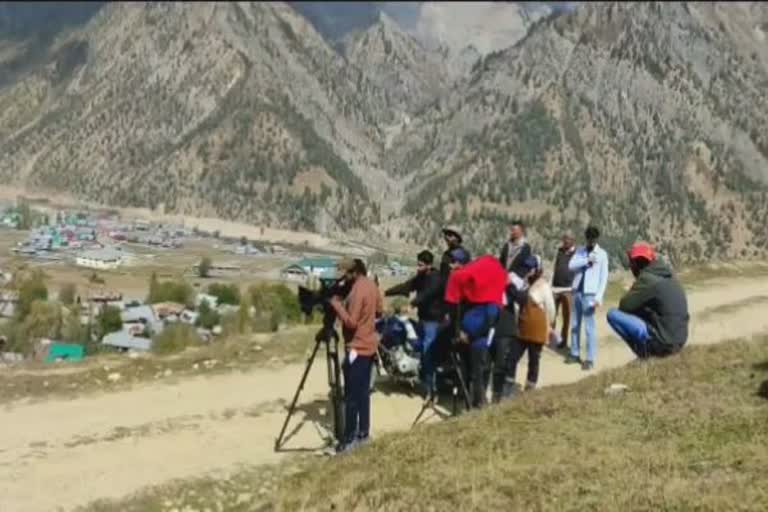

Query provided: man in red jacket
[444,250,508,408]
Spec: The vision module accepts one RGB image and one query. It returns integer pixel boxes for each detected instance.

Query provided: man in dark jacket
[385,250,443,397]
[440,226,470,279]
[499,220,532,276]
[607,242,689,358]
[552,231,576,350]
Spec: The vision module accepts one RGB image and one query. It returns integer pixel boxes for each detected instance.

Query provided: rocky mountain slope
[340,13,450,116]
[388,2,768,262]
[0,2,398,234]
[2,2,768,263]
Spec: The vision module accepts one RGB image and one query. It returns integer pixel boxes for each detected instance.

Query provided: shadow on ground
[274,398,334,453]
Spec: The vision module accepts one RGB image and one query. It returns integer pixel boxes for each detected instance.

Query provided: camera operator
[384,250,443,400]
[329,257,383,453]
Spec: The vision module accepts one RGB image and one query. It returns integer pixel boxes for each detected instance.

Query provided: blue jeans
[607,308,650,358]
[419,321,439,393]
[342,352,373,444]
[571,292,597,362]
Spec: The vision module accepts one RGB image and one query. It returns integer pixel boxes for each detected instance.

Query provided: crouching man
[330,257,383,453]
[607,242,689,358]
[444,250,508,409]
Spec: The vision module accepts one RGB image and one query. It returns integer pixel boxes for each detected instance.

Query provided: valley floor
[2,273,768,511]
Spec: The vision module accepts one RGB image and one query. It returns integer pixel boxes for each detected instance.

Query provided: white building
[75,248,124,270]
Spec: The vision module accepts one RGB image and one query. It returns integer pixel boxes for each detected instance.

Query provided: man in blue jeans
[384,250,443,400]
[566,226,609,371]
[608,242,689,358]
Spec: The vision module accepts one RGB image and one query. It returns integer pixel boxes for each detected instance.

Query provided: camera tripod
[274,325,344,452]
[411,341,472,428]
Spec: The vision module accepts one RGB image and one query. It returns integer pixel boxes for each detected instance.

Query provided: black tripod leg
[326,337,345,445]
[411,401,430,429]
[274,340,322,451]
[450,350,472,411]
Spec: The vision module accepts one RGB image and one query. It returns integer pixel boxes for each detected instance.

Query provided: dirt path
[2,276,768,512]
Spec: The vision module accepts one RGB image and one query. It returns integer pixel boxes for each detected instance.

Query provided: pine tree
[148,272,160,304]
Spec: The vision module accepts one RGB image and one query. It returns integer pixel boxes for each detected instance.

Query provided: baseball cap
[449,247,470,265]
[336,257,356,274]
[628,242,656,262]
[520,254,541,273]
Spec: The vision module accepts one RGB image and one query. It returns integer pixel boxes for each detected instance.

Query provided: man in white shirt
[566,226,609,371]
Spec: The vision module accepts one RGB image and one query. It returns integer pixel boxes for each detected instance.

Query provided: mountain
[340,13,450,115]
[388,2,768,262]
[2,2,768,263]
[0,2,397,234]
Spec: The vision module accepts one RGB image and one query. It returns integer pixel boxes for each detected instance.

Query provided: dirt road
[2,276,768,512]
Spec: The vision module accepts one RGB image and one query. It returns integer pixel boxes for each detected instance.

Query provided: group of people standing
[328,220,690,452]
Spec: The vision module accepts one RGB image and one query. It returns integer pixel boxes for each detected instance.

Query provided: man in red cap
[607,242,689,358]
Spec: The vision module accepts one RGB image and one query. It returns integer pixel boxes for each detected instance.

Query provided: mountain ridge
[2,2,768,263]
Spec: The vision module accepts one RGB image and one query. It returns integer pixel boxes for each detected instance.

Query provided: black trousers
[459,344,489,408]
[491,336,511,398]
[507,338,543,387]
[342,353,373,444]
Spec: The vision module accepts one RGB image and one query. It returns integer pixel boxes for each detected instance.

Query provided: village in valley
[0,197,411,366]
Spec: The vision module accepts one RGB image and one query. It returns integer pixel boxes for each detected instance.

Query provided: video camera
[297,276,353,321]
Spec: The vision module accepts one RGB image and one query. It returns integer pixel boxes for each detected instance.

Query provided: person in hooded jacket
[607,242,689,358]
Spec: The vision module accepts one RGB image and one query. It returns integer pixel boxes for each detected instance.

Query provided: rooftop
[77,247,125,261]
[294,257,337,269]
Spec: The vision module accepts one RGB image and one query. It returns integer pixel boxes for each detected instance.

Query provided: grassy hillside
[82,334,768,511]
[274,336,768,511]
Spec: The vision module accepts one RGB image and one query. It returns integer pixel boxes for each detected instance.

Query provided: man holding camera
[329,257,383,453]
[384,250,443,399]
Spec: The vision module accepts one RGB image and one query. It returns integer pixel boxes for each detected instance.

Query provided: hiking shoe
[565,354,581,365]
[582,360,594,371]
[334,437,367,455]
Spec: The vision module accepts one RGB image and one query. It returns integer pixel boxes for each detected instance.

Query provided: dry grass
[272,335,768,511]
[79,461,299,512]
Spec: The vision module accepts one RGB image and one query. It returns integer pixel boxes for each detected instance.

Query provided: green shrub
[196,299,221,330]
[97,305,123,338]
[15,270,48,321]
[58,283,77,306]
[147,272,194,306]
[248,283,301,324]
[152,324,202,355]
[198,257,212,278]
[206,283,241,305]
